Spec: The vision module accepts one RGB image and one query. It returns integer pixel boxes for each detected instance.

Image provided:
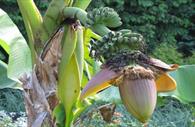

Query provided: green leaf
[81,61,91,87]
[0,61,20,89]
[82,28,101,87]
[0,39,9,53]
[0,9,32,81]
[159,65,195,103]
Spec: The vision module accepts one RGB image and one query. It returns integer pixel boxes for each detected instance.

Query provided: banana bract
[80,64,178,124]
[119,67,157,123]
[58,25,80,126]
[120,78,156,123]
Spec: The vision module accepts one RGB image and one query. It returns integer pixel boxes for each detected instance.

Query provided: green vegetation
[76,98,195,127]
[152,43,183,64]
[89,0,195,56]
[0,89,24,112]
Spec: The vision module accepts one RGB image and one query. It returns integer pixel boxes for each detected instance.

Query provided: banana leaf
[0,9,32,82]
[0,60,20,89]
[159,65,195,103]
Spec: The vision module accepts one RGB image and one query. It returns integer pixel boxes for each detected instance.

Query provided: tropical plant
[0,0,195,127]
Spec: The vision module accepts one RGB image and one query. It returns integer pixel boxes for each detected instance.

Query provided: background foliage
[89,0,195,58]
[76,98,195,127]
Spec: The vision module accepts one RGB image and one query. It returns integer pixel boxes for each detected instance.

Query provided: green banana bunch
[57,24,81,127]
[90,29,145,62]
[86,7,122,28]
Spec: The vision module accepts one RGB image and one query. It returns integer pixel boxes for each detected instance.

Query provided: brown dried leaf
[98,103,116,122]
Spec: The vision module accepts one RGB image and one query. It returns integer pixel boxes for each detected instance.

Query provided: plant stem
[73,0,92,10]
[63,7,111,36]
[17,0,43,35]
[91,24,111,36]
[65,0,71,6]
[43,0,65,38]
[63,7,88,25]
[17,0,43,63]
[17,0,49,55]
[21,15,36,64]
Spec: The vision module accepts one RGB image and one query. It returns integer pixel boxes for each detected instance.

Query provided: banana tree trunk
[20,29,63,127]
[21,71,54,127]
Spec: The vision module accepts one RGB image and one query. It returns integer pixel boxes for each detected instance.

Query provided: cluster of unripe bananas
[86,7,122,28]
[89,29,146,66]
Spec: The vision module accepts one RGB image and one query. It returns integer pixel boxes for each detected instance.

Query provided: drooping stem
[63,7,88,25]
[62,7,111,36]
[91,24,111,36]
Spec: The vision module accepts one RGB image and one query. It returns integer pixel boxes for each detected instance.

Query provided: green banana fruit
[86,7,122,28]
[89,29,145,62]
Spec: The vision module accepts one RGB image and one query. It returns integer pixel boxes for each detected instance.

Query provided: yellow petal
[80,68,121,100]
[149,58,179,71]
[169,64,179,71]
[155,73,176,92]
[80,81,111,100]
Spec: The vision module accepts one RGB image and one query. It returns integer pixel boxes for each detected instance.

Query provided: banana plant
[1,0,195,127]
[13,0,115,126]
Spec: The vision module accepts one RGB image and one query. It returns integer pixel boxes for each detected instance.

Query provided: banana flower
[80,56,178,124]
